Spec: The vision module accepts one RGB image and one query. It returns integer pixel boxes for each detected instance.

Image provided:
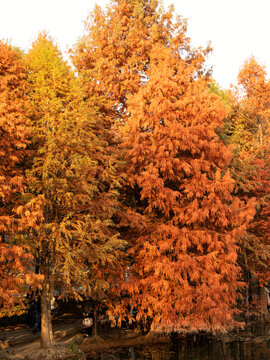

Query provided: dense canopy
[0,0,269,350]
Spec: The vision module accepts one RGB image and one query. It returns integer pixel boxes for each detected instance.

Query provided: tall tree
[217,58,270,315]
[72,0,189,123]
[20,33,124,350]
[73,1,255,333]
[0,41,37,308]
[235,58,270,288]
[119,45,255,333]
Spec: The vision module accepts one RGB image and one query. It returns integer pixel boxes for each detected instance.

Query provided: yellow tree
[20,33,124,350]
[236,56,270,153]
[0,41,38,307]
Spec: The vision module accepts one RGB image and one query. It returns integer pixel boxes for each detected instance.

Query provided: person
[27,298,41,334]
[265,286,270,311]
[50,296,59,318]
[32,301,41,334]
[82,313,93,337]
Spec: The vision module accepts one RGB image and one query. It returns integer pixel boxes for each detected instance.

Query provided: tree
[73,0,255,333]
[0,41,37,308]
[236,58,270,289]
[237,56,270,153]
[119,44,255,333]
[20,33,124,350]
[72,0,186,123]
[218,57,270,315]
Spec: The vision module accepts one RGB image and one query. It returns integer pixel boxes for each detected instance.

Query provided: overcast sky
[0,0,269,88]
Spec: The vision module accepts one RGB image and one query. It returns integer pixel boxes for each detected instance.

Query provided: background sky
[0,0,269,89]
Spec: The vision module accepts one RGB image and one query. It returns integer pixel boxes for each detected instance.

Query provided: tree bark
[93,306,98,336]
[258,286,268,319]
[48,280,54,342]
[41,275,53,349]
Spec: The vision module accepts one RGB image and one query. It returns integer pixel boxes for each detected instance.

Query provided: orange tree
[72,0,181,124]
[119,45,255,333]
[0,42,38,308]
[73,0,255,333]
[227,58,270,291]
[19,33,124,349]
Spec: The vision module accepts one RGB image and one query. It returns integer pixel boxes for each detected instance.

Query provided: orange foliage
[121,45,255,333]
[1,1,268,337]
[73,0,255,333]
[229,58,270,285]
[72,0,195,124]
[0,42,38,307]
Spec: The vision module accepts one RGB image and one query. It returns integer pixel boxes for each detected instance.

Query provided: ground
[1,313,269,360]
[0,313,82,359]
[0,313,169,360]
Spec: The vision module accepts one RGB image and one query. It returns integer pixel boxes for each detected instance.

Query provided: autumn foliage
[0,0,269,349]
[0,41,37,307]
[119,46,255,332]
[16,32,125,348]
[72,0,258,333]
[230,58,270,285]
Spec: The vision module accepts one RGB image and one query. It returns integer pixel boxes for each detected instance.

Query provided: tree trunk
[244,268,250,322]
[48,297,53,342]
[93,307,98,337]
[48,280,54,342]
[258,286,268,319]
[41,276,53,349]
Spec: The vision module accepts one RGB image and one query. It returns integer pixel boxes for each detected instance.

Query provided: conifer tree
[20,33,124,349]
[225,58,270,296]
[72,0,184,122]
[119,45,255,333]
[73,0,255,333]
[0,41,37,307]
[237,56,270,153]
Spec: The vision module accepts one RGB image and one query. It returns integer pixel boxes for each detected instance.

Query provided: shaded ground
[0,315,269,360]
[0,313,84,359]
[0,314,169,360]
[0,313,82,349]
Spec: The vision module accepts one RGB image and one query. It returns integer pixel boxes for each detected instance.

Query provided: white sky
[0,0,269,89]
